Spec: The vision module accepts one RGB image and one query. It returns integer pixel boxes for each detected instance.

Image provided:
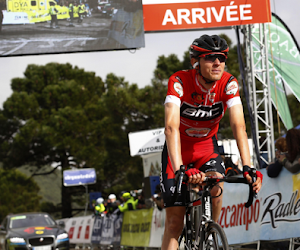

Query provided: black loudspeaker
[143,176,160,199]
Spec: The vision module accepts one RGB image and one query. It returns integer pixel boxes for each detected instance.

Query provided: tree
[1,63,107,218]
[0,64,161,218]
[0,168,41,221]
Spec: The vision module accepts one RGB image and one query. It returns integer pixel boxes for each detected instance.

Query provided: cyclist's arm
[164,102,182,172]
[228,104,262,192]
[228,103,251,167]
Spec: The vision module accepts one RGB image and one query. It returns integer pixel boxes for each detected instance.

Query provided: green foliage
[1,63,110,217]
[0,63,164,217]
[18,165,61,205]
[154,54,184,81]
[0,168,41,221]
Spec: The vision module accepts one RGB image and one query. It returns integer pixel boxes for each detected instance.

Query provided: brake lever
[251,169,258,199]
[176,165,186,194]
[245,169,258,208]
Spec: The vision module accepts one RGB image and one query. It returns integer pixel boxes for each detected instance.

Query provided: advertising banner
[120,208,153,246]
[99,213,123,245]
[112,213,123,245]
[128,128,165,156]
[143,0,271,32]
[219,168,300,245]
[267,13,300,104]
[91,216,104,245]
[64,215,95,244]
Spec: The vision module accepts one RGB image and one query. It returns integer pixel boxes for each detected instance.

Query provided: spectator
[78,2,85,23]
[223,156,242,177]
[94,197,105,216]
[267,137,287,178]
[49,1,59,28]
[68,0,75,26]
[152,184,164,211]
[106,193,119,215]
[278,128,300,174]
[116,192,137,213]
[136,190,147,209]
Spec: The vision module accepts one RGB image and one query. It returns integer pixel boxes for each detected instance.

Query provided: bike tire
[199,222,229,250]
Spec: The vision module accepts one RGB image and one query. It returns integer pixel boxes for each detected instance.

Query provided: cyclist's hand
[253,171,263,193]
[185,168,205,184]
[243,165,263,193]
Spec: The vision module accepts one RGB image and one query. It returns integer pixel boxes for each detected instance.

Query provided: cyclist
[161,34,263,250]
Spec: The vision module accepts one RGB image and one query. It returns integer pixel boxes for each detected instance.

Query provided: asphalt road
[0,14,119,56]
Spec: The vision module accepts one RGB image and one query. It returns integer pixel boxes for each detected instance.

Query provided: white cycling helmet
[96,197,104,204]
[108,194,116,200]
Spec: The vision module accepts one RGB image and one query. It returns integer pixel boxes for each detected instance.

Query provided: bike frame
[177,166,256,250]
[180,183,215,250]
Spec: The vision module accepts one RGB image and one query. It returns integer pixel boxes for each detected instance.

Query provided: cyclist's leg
[205,171,224,221]
[161,206,185,250]
[161,143,187,250]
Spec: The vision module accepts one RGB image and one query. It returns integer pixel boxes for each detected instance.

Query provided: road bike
[176,165,257,250]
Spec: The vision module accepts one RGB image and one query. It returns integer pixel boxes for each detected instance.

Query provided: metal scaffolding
[244,23,275,168]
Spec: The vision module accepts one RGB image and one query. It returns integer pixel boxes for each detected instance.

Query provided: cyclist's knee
[212,195,222,206]
[166,218,183,236]
[165,207,184,235]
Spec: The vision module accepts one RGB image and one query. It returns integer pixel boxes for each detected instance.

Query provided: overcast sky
[0,0,299,108]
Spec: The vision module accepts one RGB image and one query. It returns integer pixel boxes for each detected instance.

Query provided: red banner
[143,0,271,32]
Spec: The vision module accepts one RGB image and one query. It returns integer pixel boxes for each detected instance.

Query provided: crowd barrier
[58,168,300,248]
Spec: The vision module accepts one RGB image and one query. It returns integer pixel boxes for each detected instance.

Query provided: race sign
[63,168,96,186]
[128,128,165,156]
[143,0,272,32]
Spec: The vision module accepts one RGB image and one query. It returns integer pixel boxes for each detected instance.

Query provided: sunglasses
[200,54,227,63]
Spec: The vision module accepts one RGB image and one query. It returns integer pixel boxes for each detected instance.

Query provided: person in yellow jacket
[78,2,85,23]
[49,1,59,28]
[94,197,105,216]
[117,192,138,213]
[68,1,74,26]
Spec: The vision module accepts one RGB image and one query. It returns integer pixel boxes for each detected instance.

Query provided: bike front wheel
[200,222,229,250]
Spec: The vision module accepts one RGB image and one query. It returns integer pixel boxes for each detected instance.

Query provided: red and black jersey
[165,69,241,142]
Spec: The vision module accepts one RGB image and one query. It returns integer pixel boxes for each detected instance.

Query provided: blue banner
[63,168,96,186]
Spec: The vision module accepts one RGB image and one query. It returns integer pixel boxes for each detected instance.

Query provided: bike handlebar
[176,166,257,208]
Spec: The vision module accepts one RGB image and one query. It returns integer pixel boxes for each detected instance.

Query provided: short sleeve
[223,76,240,105]
[166,73,184,98]
[164,72,186,107]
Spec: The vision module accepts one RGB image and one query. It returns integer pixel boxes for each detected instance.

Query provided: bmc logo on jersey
[180,102,223,121]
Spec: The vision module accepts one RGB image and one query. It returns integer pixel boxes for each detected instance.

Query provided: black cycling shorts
[160,135,225,208]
